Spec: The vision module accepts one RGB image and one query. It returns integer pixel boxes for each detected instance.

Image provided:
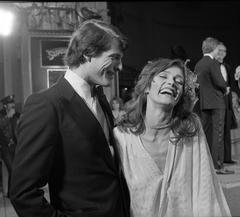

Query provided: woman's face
[6,103,16,118]
[146,66,184,108]
[112,100,120,110]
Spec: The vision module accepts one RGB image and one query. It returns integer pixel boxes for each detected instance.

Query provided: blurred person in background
[215,42,238,164]
[0,95,20,172]
[0,95,20,195]
[194,37,234,174]
[123,89,137,111]
[230,66,240,154]
[235,65,240,90]
[110,96,126,125]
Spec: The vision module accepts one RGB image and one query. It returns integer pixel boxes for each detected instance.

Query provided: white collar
[204,53,214,59]
[64,68,93,101]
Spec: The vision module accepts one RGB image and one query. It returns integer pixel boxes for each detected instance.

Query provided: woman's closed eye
[175,77,184,86]
[158,74,183,85]
[159,75,167,79]
[158,72,168,79]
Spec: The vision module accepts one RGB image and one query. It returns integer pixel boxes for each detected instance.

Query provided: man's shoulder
[195,56,205,65]
[195,56,215,70]
[27,87,57,103]
[27,78,71,103]
[199,55,213,63]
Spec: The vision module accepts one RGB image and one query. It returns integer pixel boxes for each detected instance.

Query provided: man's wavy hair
[64,19,128,69]
[119,58,200,141]
[202,37,220,54]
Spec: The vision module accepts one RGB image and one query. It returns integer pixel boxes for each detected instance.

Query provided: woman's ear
[144,86,150,94]
[83,55,91,62]
[145,87,150,94]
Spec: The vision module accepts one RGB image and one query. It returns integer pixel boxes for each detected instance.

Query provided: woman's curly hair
[118,58,200,142]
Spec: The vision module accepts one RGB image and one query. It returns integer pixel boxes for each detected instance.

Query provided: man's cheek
[102,59,112,68]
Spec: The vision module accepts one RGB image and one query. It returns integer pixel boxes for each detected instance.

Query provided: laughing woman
[114,58,231,217]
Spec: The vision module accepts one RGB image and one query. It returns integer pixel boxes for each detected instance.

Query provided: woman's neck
[141,100,172,140]
[145,102,172,130]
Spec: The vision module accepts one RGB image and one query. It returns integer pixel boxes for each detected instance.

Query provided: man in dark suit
[9,19,130,217]
[194,37,234,174]
[0,95,20,195]
[215,42,237,164]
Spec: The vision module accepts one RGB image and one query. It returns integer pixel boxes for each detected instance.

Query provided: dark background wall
[0,40,4,100]
[0,34,22,109]
[108,1,240,100]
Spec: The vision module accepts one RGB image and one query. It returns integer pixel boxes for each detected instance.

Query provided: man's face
[211,45,220,58]
[215,44,227,63]
[85,38,123,87]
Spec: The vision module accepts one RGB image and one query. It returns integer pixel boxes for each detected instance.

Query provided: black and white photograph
[0,2,240,217]
[47,69,66,88]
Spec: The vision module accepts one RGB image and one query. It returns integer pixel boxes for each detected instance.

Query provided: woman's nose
[166,76,175,85]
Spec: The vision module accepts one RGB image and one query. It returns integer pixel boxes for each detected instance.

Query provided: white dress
[114,122,231,217]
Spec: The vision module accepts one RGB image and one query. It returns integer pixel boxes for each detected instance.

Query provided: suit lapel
[97,90,121,172]
[57,78,116,171]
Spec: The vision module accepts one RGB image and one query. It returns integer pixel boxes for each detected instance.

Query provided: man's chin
[98,80,111,87]
[104,77,114,86]
[102,82,111,87]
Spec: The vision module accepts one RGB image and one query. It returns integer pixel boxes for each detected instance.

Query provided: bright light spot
[124,88,128,91]
[0,9,14,36]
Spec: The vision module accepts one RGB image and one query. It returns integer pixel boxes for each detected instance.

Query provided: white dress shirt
[220,64,228,82]
[64,69,114,156]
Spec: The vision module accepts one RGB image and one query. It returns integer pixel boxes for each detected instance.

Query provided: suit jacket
[194,55,227,110]
[223,63,238,129]
[9,77,130,217]
[226,63,240,98]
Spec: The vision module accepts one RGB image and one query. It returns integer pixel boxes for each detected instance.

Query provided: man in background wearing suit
[215,42,237,164]
[10,19,130,217]
[194,37,234,174]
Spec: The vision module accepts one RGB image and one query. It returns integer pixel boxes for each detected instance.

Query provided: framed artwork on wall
[40,38,69,68]
[47,69,66,88]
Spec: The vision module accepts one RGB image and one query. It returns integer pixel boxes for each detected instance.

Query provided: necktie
[90,85,98,97]
[92,92,114,156]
